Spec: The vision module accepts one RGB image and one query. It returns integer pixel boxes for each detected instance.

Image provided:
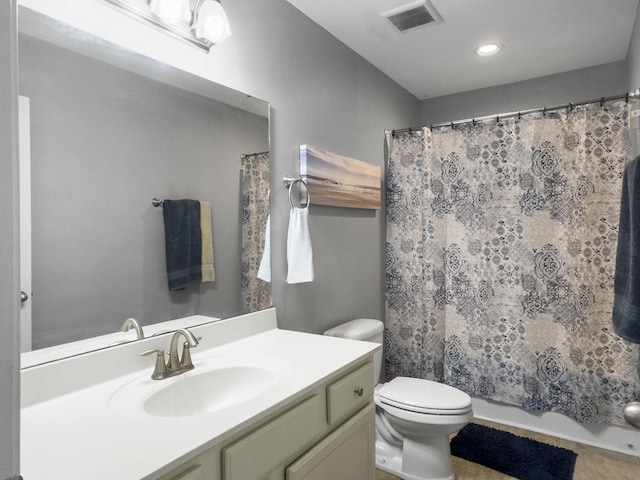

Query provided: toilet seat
[376,377,472,415]
[375,397,475,428]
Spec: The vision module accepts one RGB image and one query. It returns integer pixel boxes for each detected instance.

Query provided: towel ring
[288,178,310,209]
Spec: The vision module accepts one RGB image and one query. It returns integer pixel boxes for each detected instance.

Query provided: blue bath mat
[450,423,577,480]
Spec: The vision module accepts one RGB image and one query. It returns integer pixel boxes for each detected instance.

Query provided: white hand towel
[257,213,271,282]
[286,207,314,284]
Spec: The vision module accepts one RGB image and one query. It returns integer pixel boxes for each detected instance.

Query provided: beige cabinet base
[160,358,375,480]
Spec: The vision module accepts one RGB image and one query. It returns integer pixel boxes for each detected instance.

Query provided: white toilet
[324,319,473,480]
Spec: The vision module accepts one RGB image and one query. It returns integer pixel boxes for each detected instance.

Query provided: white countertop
[20,309,379,480]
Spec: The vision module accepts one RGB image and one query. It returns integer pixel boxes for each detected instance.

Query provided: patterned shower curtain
[241,151,271,313]
[386,100,640,425]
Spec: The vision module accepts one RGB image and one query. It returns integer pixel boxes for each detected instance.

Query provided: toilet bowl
[324,319,473,480]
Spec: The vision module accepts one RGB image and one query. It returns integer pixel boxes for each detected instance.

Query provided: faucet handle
[141,348,167,380]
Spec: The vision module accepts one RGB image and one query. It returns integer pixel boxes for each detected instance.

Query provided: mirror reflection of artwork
[241,151,271,313]
[299,144,381,209]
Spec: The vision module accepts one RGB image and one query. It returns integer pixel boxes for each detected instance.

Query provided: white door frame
[19,94,32,352]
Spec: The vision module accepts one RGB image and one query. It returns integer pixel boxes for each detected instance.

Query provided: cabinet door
[286,403,375,480]
[223,394,325,480]
[169,466,204,480]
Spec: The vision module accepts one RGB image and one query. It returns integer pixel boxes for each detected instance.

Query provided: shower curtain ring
[601,97,605,106]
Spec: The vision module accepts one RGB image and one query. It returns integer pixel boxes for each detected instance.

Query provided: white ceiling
[285,0,640,100]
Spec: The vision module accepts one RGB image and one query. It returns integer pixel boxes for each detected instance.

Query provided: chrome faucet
[120,317,145,340]
[141,328,200,380]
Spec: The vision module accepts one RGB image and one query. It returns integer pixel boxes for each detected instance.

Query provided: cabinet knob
[354,387,364,397]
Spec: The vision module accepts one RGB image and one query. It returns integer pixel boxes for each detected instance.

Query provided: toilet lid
[377,377,472,414]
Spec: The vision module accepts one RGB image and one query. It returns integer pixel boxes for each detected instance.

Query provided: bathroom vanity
[20,309,379,480]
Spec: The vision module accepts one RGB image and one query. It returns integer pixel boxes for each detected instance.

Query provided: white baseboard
[471,396,640,458]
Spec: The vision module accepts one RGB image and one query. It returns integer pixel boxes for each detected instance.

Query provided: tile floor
[375,419,640,480]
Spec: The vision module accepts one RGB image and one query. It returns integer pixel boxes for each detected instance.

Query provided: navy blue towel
[613,156,640,343]
[163,199,202,291]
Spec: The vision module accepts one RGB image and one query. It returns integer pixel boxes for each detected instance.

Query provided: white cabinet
[159,358,375,480]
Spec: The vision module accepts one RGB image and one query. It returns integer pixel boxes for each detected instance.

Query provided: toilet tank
[323,319,384,384]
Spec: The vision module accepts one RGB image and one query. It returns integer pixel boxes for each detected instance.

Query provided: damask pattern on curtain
[241,152,271,313]
[386,101,640,425]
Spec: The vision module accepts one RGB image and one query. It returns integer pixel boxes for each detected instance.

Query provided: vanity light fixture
[475,41,502,56]
[103,0,231,52]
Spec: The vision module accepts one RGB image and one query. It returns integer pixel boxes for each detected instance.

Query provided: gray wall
[0,2,19,478]
[17,3,419,342]
[420,61,629,126]
[4,1,419,472]
[223,0,421,333]
[19,35,268,348]
[628,2,640,92]
[5,0,640,475]
[627,0,640,159]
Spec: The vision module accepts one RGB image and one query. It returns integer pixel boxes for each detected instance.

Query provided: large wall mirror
[18,6,271,367]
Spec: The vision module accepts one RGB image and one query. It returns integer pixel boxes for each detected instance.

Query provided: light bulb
[150,0,191,24]
[475,42,502,56]
[194,0,231,43]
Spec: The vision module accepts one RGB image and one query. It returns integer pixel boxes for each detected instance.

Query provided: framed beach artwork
[299,145,381,209]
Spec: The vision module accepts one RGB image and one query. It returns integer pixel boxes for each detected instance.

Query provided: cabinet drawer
[327,362,373,426]
[223,394,325,480]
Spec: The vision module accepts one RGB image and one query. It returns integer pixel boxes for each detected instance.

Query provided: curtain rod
[388,90,640,136]
[241,150,270,158]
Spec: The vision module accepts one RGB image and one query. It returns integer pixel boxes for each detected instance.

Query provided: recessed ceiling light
[475,42,502,56]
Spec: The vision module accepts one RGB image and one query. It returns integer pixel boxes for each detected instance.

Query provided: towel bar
[283,175,310,209]
[152,197,164,207]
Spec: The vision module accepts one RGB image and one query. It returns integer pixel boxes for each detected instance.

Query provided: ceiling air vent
[382,0,442,33]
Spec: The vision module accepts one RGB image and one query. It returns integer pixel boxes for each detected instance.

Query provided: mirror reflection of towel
[613,156,640,343]
[163,199,202,291]
[257,213,271,282]
[286,207,314,284]
[200,201,215,283]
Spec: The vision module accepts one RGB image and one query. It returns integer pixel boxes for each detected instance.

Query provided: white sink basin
[108,353,290,418]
